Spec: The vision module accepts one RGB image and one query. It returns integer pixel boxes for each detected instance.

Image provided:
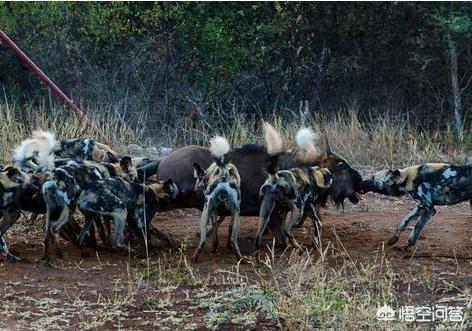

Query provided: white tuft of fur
[210,136,230,158]
[295,128,317,151]
[13,130,57,170]
[263,122,283,156]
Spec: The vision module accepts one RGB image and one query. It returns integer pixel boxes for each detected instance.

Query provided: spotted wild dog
[192,136,242,262]
[0,164,92,261]
[14,130,118,172]
[40,156,138,260]
[76,174,178,250]
[0,166,36,260]
[358,163,472,249]
[254,126,333,253]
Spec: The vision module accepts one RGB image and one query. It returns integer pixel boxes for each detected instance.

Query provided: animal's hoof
[387,235,399,245]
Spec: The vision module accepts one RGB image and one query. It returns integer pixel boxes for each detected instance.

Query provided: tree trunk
[447,31,463,136]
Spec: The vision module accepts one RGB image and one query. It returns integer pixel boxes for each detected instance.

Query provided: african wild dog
[254,126,333,253]
[14,130,119,172]
[41,157,138,260]
[0,165,90,261]
[358,163,472,249]
[76,175,178,250]
[191,136,242,262]
[0,166,35,260]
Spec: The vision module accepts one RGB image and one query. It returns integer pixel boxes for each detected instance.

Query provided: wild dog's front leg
[388,205,424,245]
[405,207,436,248]
[229,207,243,260]
[192,204,211,262]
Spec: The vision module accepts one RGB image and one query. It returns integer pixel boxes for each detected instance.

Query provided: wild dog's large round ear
[107,151,119,163]
[224,154,233,164]
[391,169,401,177]
[163,179,179,194]
[193,163,206,180]
[5,167,26,184]
[120,156,133,171]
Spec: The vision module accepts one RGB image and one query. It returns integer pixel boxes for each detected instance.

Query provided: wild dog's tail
[295,127,329,163]
[210,136,230,165]
[263,122,283,174]
[13,129,56,171]
[255,187,277,251]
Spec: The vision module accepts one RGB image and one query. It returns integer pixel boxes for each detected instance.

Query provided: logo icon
[377,304,396,321]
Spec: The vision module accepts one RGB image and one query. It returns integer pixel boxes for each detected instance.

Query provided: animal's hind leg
[309,203,322,236]
[78,213,95,246]
[50,206,72,259]
[388,205,423,245]
[229,208,243,260]
[111,209,128,248]
[192,204,211,262]
[204,216,225,240]
[406,207,436,248]
[284,205,303,250]
[268,211,286,248]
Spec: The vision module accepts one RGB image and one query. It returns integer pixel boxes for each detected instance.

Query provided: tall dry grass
[1,100,470,168]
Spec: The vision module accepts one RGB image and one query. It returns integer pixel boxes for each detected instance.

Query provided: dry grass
[2,100,470,169]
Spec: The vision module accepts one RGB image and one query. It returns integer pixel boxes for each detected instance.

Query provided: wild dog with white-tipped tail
[254,125,333,253]
[13,130,119,172]
[192,136,242,262]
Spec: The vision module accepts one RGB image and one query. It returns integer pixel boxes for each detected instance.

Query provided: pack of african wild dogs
[1,123,471,263]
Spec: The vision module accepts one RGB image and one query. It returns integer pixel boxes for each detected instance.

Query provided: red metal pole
[0,29,102,137]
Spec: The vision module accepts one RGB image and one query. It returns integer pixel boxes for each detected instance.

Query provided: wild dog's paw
[387,234,399,245]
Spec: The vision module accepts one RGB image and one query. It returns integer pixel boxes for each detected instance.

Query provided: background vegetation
[1,2,472,139]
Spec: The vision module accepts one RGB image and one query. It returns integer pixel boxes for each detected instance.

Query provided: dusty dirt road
[1,193,471,329]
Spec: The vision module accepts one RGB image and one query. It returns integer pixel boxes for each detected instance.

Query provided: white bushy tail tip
[295,127,316,150]
[210,136,230,158]
[263,122,283,156]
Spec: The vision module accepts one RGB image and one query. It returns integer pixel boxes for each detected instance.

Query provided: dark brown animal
[156,126,362,244]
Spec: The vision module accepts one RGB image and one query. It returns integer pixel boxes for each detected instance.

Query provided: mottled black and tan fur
[41,158,138,260]
[76,176,178,249]
[359,163,472,249]
[192,136,242,262]
[254,125,333,253]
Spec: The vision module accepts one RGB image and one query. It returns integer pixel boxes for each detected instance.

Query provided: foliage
[1,3,472,131]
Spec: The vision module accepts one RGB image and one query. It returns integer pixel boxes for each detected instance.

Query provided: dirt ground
[1,192,472,330]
